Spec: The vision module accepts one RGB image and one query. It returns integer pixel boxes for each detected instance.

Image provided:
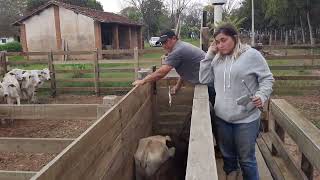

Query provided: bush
[0,41,22,52]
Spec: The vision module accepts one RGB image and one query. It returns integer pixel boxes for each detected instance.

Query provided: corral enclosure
[0,78,199,180]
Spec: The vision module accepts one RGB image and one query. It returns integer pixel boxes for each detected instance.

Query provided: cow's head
[40,68,51,80]
[134,135,176,178]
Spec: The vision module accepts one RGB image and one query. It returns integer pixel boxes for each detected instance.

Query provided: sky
[100,0,213,13]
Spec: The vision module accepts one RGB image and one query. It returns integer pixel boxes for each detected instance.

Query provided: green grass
[142,53,163,59]
[8,56,24,61]
[182,38,200,47]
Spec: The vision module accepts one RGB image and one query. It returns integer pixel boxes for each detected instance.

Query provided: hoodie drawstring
[223,56,235,92]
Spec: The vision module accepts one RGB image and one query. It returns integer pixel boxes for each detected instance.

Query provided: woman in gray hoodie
[199,24,274,180]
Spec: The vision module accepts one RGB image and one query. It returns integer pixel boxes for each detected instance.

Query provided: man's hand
[251,96,263,108]
[132,79,145,86]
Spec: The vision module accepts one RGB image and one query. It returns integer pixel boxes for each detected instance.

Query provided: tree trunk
[281,28,283,42]
[269,31,272,46]
[274,29,277,42]
[294,28,298,44]
[300,15,306,44]
[285,30,288,46]
[306,11,315,45]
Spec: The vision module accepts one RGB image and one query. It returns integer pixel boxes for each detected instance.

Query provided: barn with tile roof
[13,0,144,59]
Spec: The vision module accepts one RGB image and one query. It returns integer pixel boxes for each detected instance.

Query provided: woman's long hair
[213,23,250,62]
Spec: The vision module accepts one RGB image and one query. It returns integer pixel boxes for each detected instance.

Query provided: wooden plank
[274,76,320,80]
[55,69,93,73]
[255,144,273,180]
[0,170,36,180]
[99,67,135,73]
[269,65,320,70]
[0,104,98,120]
[267,55,320,60]
[186,85,218,180]
[101,59,159,64]
[263,45,320,49]
[41,87,132,92]
[99,77,133,82]
[0,51,7,77]
[269,131,308,180]
[157,87,194,106]
[270,99,320,170]
[0,137,74,153]
[93,50,100,95]
[7,61,48,65]
[256,137,285,180]
[101,95,153,180]
[31,84,151,180]
[6,52,49,56]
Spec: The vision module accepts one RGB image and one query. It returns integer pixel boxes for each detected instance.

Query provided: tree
[120,6,143,22]
[0,0,26,37]
[25,0,103,12]
[122,0,167,38]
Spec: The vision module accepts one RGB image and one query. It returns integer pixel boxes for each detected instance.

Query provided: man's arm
[132,65,173,86]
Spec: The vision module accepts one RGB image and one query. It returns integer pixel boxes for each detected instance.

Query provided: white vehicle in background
[148,37,161,47]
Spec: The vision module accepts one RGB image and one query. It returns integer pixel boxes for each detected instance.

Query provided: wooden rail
[0,137,74,153]
[269,99,320,180]
[0,170,36,180]
[0,104,100,120]
[1,50,320,95]
[186,85,218,180]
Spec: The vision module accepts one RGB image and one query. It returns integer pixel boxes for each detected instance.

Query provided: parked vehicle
[149,37,161,47]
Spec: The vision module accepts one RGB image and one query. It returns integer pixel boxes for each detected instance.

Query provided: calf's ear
[166,139,175,148]
[9,72,15,75]
[22,71,26,74]
[9,84,16,87]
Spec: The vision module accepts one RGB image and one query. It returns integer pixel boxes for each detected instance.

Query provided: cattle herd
[0,68,51,104]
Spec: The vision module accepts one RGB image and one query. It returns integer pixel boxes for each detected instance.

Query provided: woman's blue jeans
[215,116,260,180]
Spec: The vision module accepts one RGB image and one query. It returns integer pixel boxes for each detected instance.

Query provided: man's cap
[156,30,176,44]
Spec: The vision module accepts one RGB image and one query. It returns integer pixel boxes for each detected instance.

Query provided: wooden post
[262,99,271,132]
[301,153,314,180]
[272,120,285,156]
[152,65,157,96]
[94,49,100,96]
[48,51,56,97]
[0,52,7,77]
[200,10,209,51]
[134,47,139,80]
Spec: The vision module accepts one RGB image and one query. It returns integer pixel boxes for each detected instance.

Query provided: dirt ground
[0,152,57,171]
[39,94,104,104]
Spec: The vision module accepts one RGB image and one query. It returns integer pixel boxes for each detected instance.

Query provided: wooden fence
[186,85,218,180]
[257,99,320,180]
[1,49,320,96]
[0,49,163,96]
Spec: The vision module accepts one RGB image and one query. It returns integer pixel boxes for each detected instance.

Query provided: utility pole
[212,0,226,26]
[251,0,255,46]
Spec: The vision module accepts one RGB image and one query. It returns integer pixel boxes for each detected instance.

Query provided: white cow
[20,71,42,103]
[134,135,176,180]
[2,73,21,105]
[0,81,4,99]
[7,69,26,81]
